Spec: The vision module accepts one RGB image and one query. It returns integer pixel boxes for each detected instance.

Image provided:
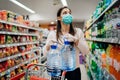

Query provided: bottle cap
[51,45,57,49]
[64,41,70,45]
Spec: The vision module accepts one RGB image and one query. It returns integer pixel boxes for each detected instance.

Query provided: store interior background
[0,0,100,80]
[0,0,120,80]
[0,0,99,29]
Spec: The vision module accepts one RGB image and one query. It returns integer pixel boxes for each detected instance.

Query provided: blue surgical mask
[62,14,73,24]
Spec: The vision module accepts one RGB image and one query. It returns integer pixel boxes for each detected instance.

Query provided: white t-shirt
[43,28,89,68]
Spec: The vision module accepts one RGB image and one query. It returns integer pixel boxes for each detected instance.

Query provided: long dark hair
[56,6,76,42]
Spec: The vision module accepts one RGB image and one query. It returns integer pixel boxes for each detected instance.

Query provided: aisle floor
[80,64,89,80]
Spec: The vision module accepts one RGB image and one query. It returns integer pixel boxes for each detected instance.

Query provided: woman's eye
[63,12,67,14]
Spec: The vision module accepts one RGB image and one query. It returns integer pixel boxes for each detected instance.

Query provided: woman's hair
[56,6,76,42]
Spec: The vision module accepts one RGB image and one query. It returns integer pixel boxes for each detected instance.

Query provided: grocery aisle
[0,0,120,80]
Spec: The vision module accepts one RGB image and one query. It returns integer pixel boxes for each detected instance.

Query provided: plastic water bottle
[47,44,61,77]
[61,39,76,71]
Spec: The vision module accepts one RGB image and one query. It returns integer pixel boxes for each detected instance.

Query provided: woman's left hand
[64,33,79,44]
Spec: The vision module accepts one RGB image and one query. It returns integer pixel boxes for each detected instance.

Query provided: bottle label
[106,56,113,66]
[113,59,120,72]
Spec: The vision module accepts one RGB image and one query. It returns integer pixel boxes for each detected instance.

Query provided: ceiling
[0,0,99,24]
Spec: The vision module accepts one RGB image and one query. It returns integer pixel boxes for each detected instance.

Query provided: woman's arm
[43,31,56,56]
[75,28,89,55]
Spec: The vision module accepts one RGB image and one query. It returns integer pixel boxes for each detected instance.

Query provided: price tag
[106,74,110,79]
[103,70,106,75]
[105,39,108,42]
[8,57,10,60]
[113,59,117,70]
[102,38,105,42]
[1,71,5,76]
[119,41,120,44]
[100,38,102,41]
[107,38,111,42]
[111,39,114,43]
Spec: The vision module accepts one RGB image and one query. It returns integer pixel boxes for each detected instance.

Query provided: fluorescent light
[61,0,68,6]
[9,0,35,13]
[51,22,54,24]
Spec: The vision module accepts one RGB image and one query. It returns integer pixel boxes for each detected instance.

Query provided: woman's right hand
[46,40,57,51]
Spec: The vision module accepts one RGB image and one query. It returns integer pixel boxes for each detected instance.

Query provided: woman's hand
[64,33,79,45]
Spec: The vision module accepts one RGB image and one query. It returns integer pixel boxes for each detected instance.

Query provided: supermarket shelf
[86,38,120,45]
[0,48,39,62]
[0,31,37,36]
[88,65,96,80]
[0,20,41,31]
[86,59,96,80]
[88,53,116,80]
[0,56,40,77]
[85,0,118,32]
[103,68,116,80]
[0,41,39,48]
[10,72,25,80]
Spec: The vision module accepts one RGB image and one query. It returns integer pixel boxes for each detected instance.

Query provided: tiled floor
[80,64,89,80]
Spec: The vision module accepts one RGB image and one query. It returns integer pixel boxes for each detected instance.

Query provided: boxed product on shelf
[0,62,6,72]
[6,35,13,44]
[87,41,120,80]
[0,75,8,80]
[0,10,7,21]
[19,36,27,42]
[0,10,24,24]
[0,34,5,44]
[0,48,3,58]
[10,70,16,77]
[7,11,16,22]
[0,10,40,29]
[12,25,18,32]
[0,23,4,31]
[0,9,41,80]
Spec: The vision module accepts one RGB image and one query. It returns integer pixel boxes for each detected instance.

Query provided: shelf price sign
[0,71,6,76]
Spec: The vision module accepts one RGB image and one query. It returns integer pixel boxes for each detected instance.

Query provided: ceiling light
[51,22,54,24]
[61,0,68,6]
[9,0,35,13]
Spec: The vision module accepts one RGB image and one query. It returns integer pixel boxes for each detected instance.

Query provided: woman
[43,6,89,80]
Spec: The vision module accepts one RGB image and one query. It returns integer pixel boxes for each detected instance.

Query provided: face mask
[62,14,73,25]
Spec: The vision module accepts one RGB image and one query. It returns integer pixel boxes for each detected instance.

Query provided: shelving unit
[0,20,41,31]
[87,52,116,80]
[86,55,96,80]
[0,11,42,79]
[0,31,38,36]
[86,38,120,45]
[84,0,118,32]
[0,56,40,77]
[85,0,120,80]
[0,48,39,63]
[0,41,39,48]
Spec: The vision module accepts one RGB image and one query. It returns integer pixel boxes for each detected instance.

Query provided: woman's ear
[57,17,62,21]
